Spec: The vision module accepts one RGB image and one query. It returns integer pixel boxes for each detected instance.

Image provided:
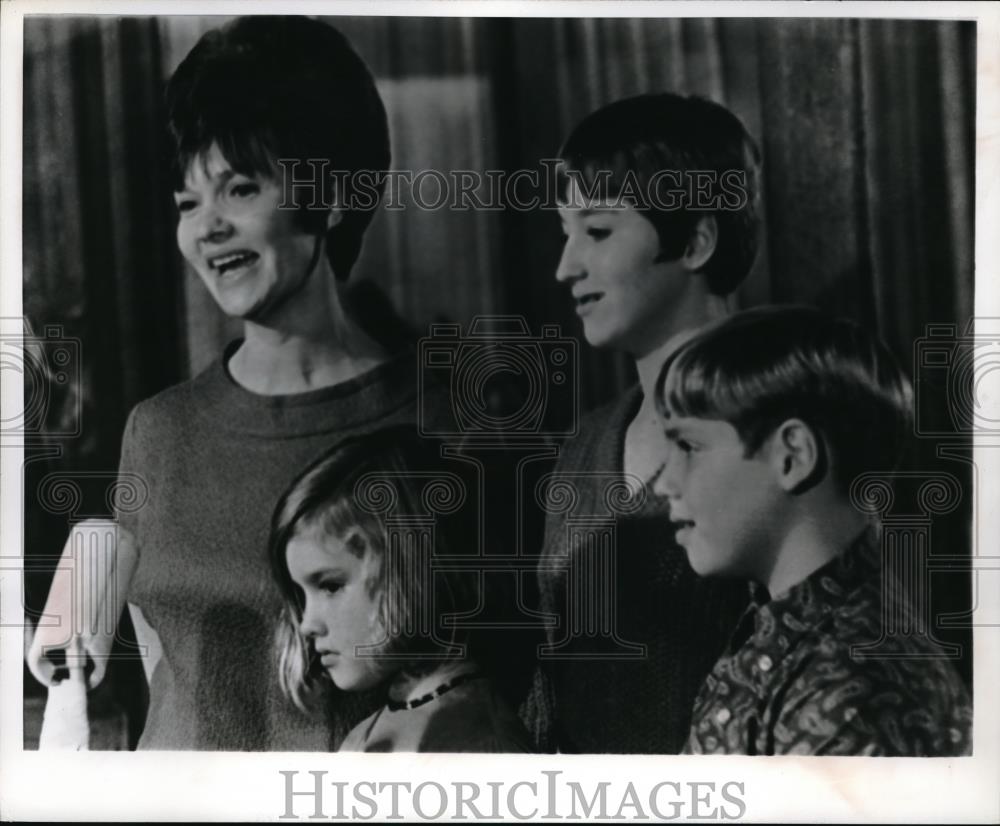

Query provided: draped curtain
[22,15,975,737]
[22,15,977,415]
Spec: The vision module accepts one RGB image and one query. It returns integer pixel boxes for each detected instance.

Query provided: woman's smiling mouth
[208,250,260,276]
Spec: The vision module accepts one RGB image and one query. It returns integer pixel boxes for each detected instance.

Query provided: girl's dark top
[340,676,534,753]
[531,386,749,753]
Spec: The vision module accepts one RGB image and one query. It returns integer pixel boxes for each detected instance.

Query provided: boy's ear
[769,418,823,493]
[682,215,718,272]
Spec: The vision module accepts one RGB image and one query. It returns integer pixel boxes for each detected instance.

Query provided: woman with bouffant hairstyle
[28,16,448,751]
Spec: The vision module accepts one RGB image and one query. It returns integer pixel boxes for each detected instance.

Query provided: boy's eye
[586,227,611,241]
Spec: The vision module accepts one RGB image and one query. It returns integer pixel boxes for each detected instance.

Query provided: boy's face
[556,179,693,356]
[286,524,394,693]
[174,142,322,324]
[654,410,781,582]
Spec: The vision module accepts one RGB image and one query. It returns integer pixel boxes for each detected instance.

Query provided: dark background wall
[21,15,977,745]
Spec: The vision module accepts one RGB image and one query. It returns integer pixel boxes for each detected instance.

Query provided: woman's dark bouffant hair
[558,93,762,297]
[269,425,521,712]
[166,16,390,281]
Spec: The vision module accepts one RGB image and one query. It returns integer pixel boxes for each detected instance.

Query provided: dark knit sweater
[117,344,446,750]
[533,386,749,753]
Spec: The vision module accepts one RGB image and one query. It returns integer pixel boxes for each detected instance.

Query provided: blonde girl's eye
[319,580,343,597]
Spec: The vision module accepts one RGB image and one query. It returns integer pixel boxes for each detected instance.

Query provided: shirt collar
[747,524,881,650]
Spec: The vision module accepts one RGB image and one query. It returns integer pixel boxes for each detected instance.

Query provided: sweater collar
[190,341,421,437]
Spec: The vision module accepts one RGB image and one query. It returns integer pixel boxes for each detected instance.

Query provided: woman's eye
[230,182,259,199]
[586,227,611,240]
[676,439,695,454]
[175,198,197,214]
[319,581,343,596]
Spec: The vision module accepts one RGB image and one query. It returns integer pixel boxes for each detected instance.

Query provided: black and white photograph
[1,0,998,821]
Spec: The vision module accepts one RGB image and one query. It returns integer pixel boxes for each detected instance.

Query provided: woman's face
[174,143,323,324]
[556,178,694,356]
[286,524,394,693]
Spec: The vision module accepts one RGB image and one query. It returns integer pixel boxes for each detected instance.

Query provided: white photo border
[2,1,998,822]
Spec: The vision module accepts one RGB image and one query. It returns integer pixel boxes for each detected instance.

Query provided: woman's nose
[197,203,233,245]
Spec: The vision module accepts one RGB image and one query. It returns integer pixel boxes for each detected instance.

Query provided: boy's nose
[653,444,683,500]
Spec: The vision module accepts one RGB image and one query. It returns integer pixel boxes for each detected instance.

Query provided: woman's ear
[770,418,823,493]
[682,215,718,272]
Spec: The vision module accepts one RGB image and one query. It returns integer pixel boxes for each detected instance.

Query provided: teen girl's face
[286,524,394,693]
[174,143,323,325]
[556,178,694,357]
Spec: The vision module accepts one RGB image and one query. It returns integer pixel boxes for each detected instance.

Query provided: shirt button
[715,708,731,725]
[757,655,773,672]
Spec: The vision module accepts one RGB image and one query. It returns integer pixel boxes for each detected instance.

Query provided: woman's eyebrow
[177,167,238,193]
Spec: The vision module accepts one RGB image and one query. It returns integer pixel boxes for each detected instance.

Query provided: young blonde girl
[269,426,534,752]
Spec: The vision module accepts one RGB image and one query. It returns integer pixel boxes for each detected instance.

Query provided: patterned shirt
[685,528,972,756]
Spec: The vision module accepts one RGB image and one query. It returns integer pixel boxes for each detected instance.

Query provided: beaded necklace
[386,672,485,712]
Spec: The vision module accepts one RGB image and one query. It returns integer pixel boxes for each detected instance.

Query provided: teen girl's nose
[555,233,585,284]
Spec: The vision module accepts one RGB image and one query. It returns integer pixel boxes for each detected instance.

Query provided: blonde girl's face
[286,523,395,692]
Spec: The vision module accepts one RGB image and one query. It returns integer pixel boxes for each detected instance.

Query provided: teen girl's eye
[586,227,611,241]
